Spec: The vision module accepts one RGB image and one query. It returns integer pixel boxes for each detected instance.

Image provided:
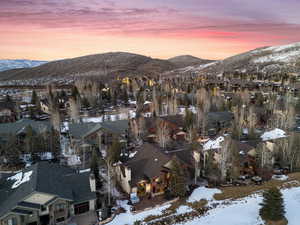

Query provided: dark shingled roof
[0,119,52,137]
[0,162,96,218]
[69,120,129,139]
[125,143,171,185]
[207,111,234,123]
[69,122,101,139]
[143,115,184,134]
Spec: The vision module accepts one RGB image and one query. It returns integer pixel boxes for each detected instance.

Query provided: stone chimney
[89,173,96,192]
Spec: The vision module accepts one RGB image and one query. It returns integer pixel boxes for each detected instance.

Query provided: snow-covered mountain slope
[0,59,48,72]
[165,42,300,76]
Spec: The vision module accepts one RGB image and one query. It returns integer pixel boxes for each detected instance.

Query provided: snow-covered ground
[177,195,263,225]
[283,187,300,225]
[187,187,221,202]
[251,42,300,63]
[107,200,171,225]
[106,186,300,225]
[176,186,300,225]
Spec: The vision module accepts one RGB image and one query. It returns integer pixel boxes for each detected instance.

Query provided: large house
[0,162,97,225]
[68,120,129,152]
[115,143,194,197]
[0,119,53,148]
[130,115,186,143]
[66,120,129,168]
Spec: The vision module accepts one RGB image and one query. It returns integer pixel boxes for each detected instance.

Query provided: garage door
[74,202,89,215]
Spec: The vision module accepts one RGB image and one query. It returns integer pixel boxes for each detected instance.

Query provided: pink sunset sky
[1,0,300,60]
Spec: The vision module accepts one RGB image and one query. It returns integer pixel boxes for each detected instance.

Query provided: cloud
[1,0,300,60]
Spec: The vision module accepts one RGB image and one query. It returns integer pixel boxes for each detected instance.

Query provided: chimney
[89,173,96,192]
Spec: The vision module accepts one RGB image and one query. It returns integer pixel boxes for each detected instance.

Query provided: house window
[6,217,17,225]
[55,203,66,212]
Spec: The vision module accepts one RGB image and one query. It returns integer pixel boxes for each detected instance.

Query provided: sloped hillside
[0,52,175,81]
[168,55,214,68]
[167,42,300,76]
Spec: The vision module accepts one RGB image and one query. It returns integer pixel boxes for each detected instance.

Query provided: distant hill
[0,52,175,81]
[168,55,214,68]
[165,42,300,76]
[0,59,47,72]
[7,42,299,82]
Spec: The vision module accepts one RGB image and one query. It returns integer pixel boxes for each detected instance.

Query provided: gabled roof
[143,115,185,132]
[0,162,96,218]
[101,120,129,135]
[69,122,102,139]
[125,143,171,185]
[69,120,129,140]
[0,119,52,137]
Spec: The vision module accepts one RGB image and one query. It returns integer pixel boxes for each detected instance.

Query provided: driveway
[68,211,98,225]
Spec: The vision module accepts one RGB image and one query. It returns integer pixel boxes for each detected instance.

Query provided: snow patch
[261,128,286,141]
[107,200,171,225]
[7,171,33,189]
[187,187,221,203]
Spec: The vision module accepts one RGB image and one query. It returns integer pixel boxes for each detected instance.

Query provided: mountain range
[0,59,48,72]
[1,42,300,81]
[0,53,212,81]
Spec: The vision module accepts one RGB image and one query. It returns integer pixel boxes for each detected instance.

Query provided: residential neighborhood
[1,67,300,225]
[2,1,300,224]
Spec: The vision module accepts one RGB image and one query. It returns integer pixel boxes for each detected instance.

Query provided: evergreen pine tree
[260,187,286,222]
[5,94,12,102]
[31,90,38,105]
[90,149,102,189]
[169,159,187,198]
[107,138,122,164]
[4,134,21,167]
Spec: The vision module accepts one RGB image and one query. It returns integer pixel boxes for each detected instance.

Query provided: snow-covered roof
[7,171,33,189]
[260,128,287,141]
[203,136,224,151]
